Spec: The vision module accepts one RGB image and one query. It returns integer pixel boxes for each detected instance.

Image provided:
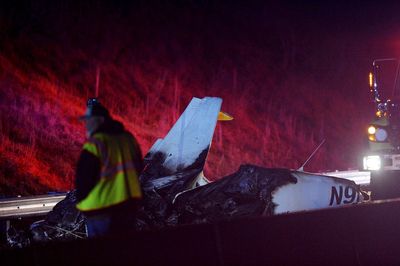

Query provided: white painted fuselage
[273,171,362,214]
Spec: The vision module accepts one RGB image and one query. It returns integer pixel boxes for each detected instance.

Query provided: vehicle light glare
[369,72,373,88]
[375,128,388,141]
[368,126,376,135]
[363,155,381,170]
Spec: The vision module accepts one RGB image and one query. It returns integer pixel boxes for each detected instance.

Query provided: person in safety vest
[75,98,143,238]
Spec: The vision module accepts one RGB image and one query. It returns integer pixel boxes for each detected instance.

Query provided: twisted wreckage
[2,97,366,247]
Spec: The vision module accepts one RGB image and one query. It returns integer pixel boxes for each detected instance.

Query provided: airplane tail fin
[141,97,222,190]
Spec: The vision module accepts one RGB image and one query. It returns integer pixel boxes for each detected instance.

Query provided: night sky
[1,1,400,195]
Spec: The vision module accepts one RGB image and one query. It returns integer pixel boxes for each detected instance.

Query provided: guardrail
[0,193,67,220]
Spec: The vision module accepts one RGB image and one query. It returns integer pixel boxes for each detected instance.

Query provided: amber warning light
[369,72,374,88]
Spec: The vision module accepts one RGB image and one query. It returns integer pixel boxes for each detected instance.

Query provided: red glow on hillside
[0,2,380,196]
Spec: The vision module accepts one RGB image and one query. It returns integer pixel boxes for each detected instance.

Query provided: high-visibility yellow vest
[76,132,142,211]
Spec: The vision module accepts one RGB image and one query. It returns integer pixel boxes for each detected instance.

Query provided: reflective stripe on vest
[76,132,142,211]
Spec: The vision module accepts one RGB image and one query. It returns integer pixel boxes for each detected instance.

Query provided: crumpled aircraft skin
[3,97,364,247]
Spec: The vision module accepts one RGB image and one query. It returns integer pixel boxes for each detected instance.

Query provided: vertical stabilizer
[143,97,222,179]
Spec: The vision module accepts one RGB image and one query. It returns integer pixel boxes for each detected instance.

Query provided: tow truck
[363,58,400,199]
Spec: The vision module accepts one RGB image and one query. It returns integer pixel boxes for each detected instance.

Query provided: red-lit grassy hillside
[0,2,374,196]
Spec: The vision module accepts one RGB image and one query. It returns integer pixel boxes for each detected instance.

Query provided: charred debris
[1,161,302,249]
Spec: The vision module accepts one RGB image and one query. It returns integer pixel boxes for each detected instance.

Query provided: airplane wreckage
[0,97,368,248]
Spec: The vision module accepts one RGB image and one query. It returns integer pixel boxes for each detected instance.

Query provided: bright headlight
[368,126,376,135]
[363,155,381,170]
